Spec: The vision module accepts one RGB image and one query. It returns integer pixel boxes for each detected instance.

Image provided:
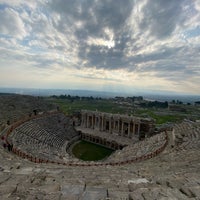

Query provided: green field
[47,98,126,115]
[135,109,185,124]
[47,97,197,125]
[72,140,114,161]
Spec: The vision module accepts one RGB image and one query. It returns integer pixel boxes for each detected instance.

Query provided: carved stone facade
[80,110,155,139]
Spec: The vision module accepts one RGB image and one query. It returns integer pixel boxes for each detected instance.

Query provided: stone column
[81,114,83,127]
[93,115,95,129]
[92,115,94,129]
[170,129,175,147]
[85,114,87,128]
[95,115,97,129]
[87,115,89,128]
[94,116,96,129]
[84,114,87,128]
[84,114,86,127]
[133,123,135,135]
[85,114,88,128]
[81,113,83,127]
[128,122,131,138]
[95,116,98,129]
[101,116,104,131]
[109,118,112,134]
[121,121,124,136]
[118,120,120,133]
[138,123,140,134]
[98,116,101,131]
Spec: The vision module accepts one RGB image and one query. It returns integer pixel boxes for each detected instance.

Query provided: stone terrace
[0,123,200,199]
[171,120,200,151]
[107,132,166,162]
[0,94,56,129]
[8,113,79,162]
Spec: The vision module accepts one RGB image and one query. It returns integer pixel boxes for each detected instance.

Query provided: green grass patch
[47,98,187,124]
[135,109,184,124]
[48,98,126,115]
[72,140,114,161]
[154,115,184,124]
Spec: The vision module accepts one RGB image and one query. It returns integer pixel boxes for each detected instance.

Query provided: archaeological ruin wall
[80,110,155,140]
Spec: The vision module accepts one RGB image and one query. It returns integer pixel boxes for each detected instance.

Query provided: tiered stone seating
[34,114,78,140]
[0,94,56,125]
[106,132,166,163]
[5,112,168,166]
[173,121,200,150]
[1,95,200,199]
[8,113,79,162]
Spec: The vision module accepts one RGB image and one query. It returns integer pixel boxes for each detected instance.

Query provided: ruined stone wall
[80,110,155,139]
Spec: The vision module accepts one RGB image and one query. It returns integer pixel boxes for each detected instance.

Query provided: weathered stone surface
[179,187,195,198]
[61,184,84,199]
[129,188,148,200]
[0,173,11,184]
[108,191,129,200]
[188,186,200,198]
[81,186,107,200]
[43,192,62,200]
[39,183,60,193]
[14,167,33,175]
[0,185,18,195]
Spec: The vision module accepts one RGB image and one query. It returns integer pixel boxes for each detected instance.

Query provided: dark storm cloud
[50,0,133,33]
[78,36,128,70]
[48,0,195,78]
[48,0,134,68]
[140,0,184,39]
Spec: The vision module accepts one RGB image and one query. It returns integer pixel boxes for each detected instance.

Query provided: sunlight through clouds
[0,0,199,94]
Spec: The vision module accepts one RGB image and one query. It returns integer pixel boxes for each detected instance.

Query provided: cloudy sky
[0,0,200,95]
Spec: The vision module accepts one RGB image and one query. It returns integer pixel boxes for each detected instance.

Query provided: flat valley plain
[47,96,200,126]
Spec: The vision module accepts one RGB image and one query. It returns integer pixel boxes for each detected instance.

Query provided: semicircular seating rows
[173,120,200,151]
[4,112,169,166]
[7,113,79,162]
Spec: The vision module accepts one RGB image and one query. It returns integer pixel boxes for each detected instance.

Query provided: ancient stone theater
[0,95,200,199]
[77,110,156,150]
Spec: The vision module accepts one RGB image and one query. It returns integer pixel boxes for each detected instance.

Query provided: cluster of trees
[52,95,145,102]
[171,100,183,104]
[140,101,168,108]
[114,96,143,102]
[128,96,143,101]
[50,94,194,109]
[51,95,102,101]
